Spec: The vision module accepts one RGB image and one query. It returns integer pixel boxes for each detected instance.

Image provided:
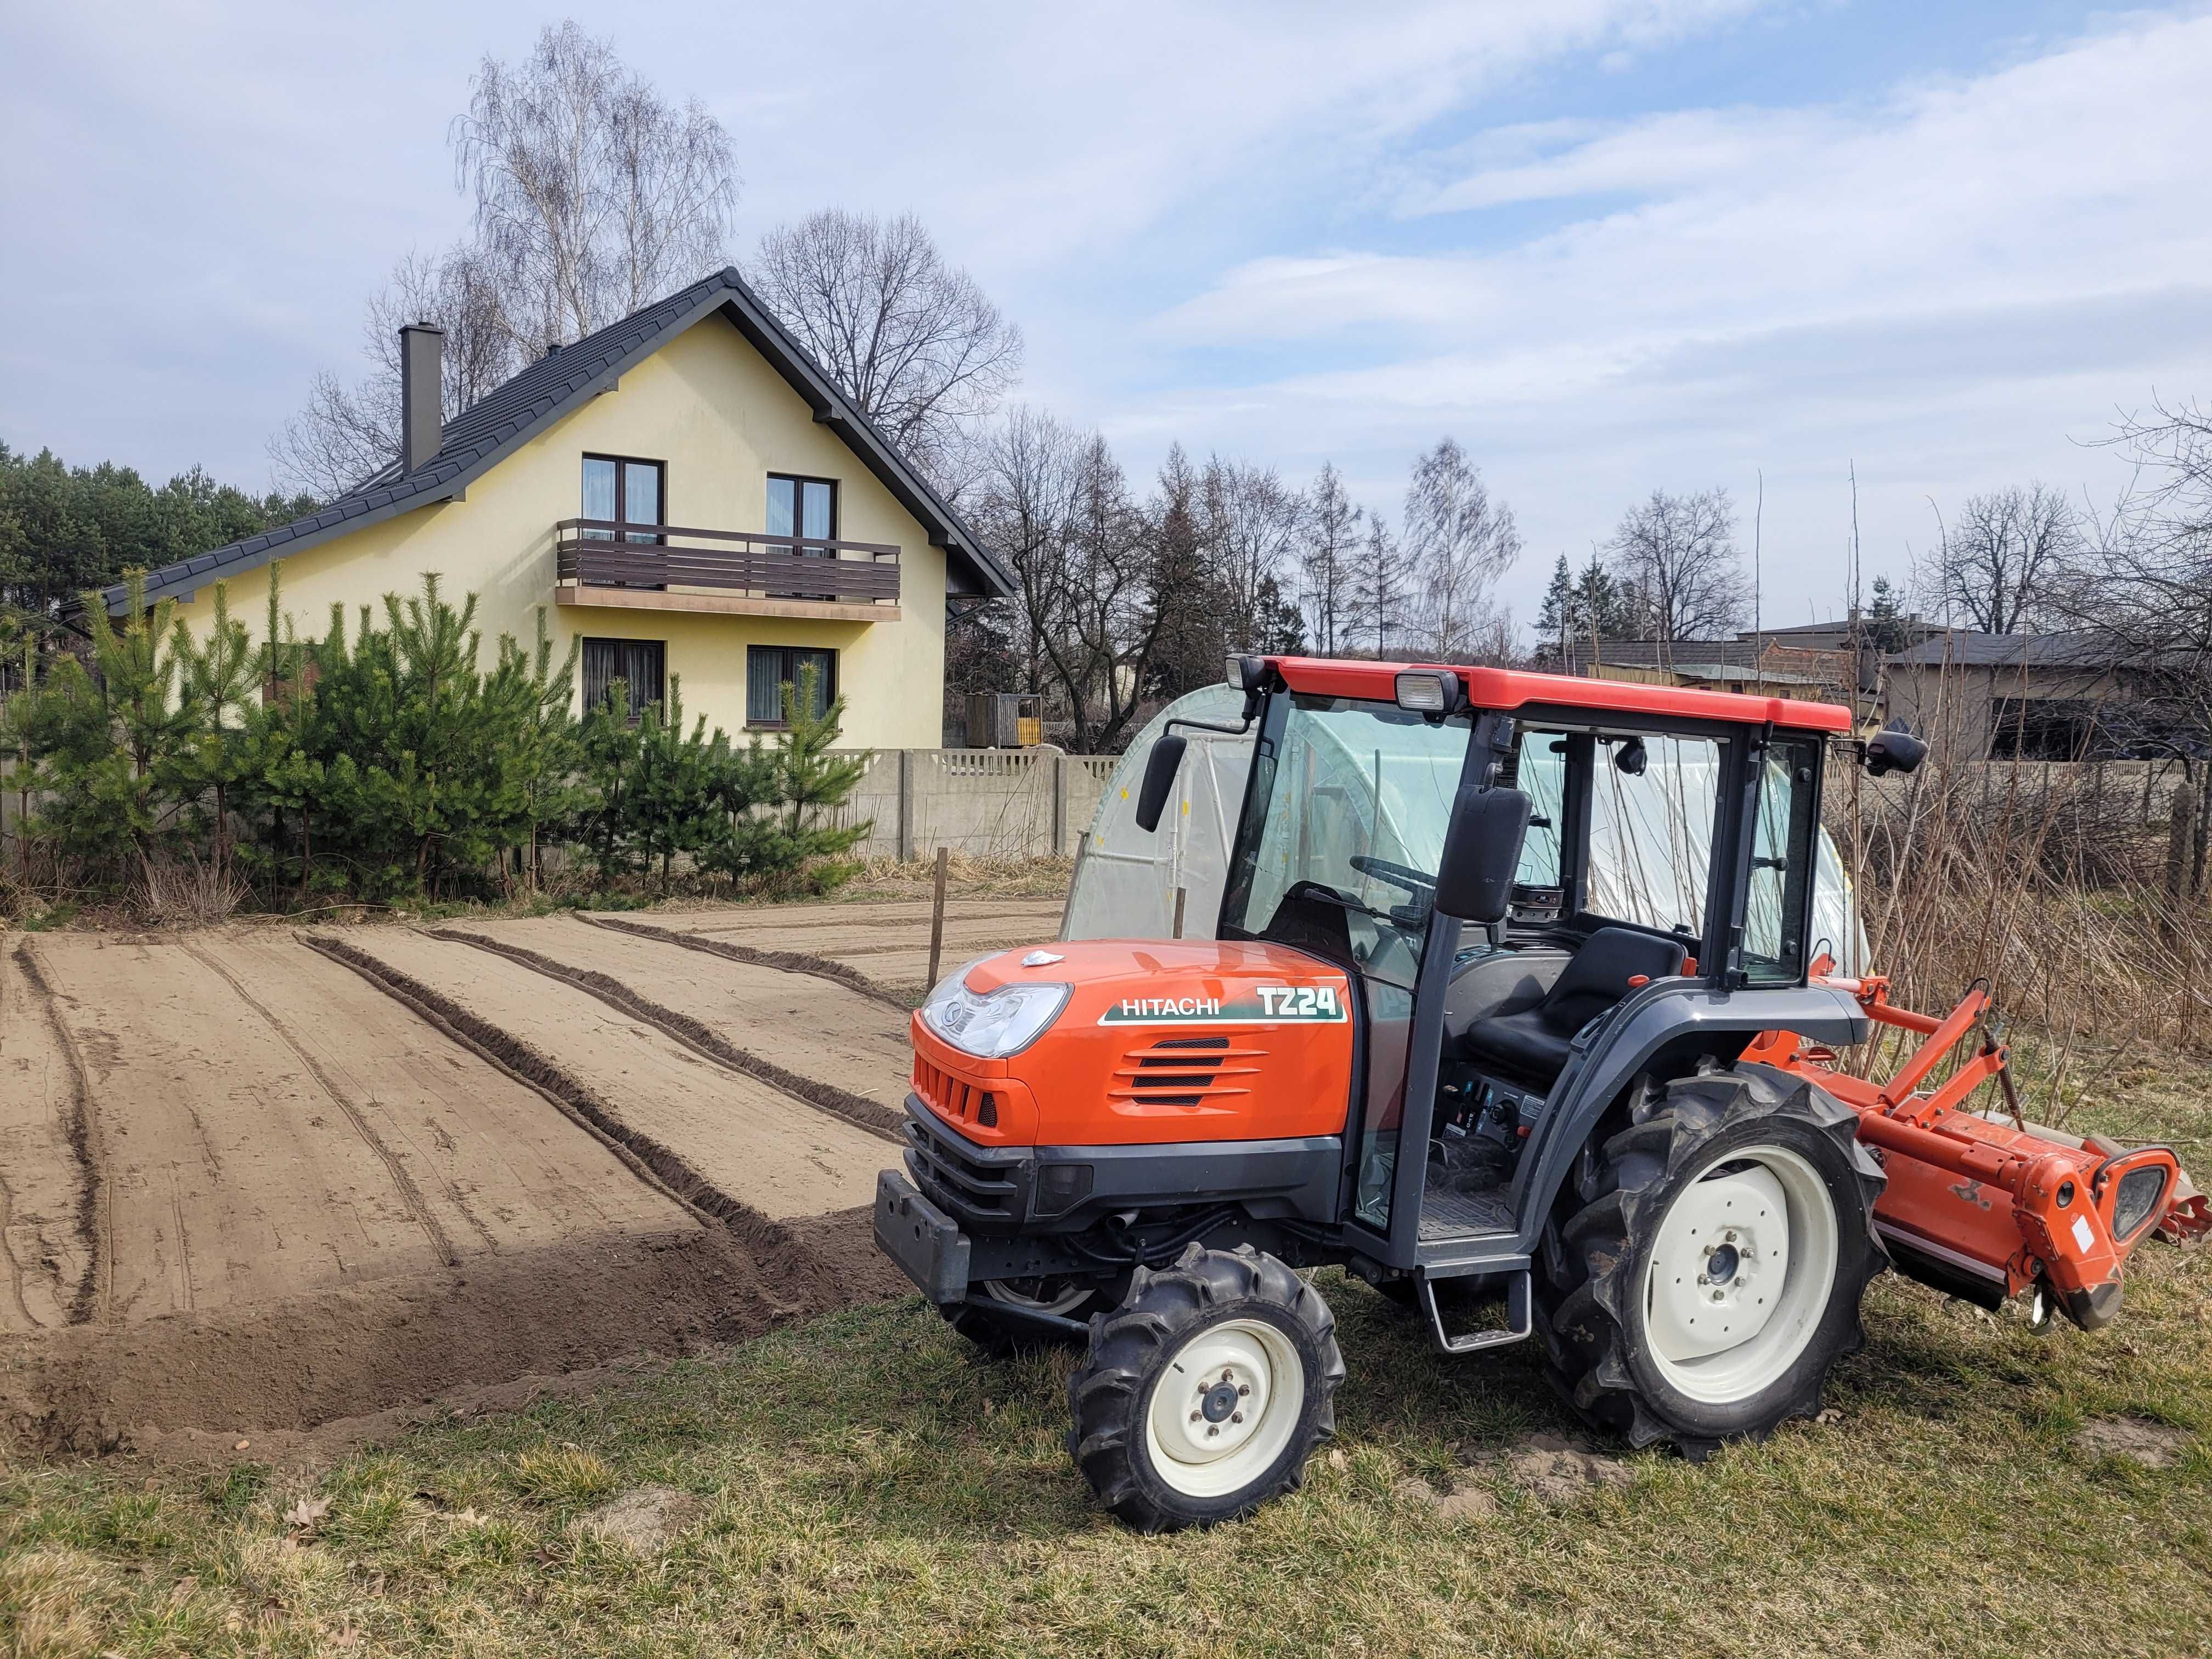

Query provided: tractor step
[1419,1268,1533,1355]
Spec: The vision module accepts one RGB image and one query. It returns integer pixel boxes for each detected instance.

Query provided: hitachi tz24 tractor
[874,656,2192,1531]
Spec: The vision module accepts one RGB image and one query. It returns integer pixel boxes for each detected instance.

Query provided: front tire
[1542,1064,1886,1456]
[1067,1244,1345,1531]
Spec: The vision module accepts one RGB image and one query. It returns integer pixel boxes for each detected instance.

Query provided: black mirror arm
[1163,707,1257,741]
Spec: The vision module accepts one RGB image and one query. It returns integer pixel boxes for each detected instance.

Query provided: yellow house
[94,269,1012,748]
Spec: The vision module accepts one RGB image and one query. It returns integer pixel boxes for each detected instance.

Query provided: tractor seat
[1459,927,1689,1082]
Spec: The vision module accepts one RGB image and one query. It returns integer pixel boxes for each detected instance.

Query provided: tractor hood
[910,938,1358,1147]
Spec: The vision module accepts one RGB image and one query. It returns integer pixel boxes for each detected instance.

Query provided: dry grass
[1841,758,2212,1124]
[131,854,251,928]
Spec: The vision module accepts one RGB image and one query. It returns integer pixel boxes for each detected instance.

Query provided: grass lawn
[5,1069,2209,1657]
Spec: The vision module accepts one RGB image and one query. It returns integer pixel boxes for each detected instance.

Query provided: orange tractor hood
[911,938,1358,1148]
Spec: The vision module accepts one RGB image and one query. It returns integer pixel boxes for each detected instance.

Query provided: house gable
[92,268,1009,617]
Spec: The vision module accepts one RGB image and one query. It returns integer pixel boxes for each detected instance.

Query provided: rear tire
[1066,1244,1344,1531]
[1540,1063,1885,1457]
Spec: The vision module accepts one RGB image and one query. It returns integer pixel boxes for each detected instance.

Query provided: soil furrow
[427,928,903,1140]
[179,938,464,1268]
[298,933,840,1289]
[576,912,913,1008]
[15,941,104,1327]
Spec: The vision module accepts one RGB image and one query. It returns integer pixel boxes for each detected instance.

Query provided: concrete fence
[827,748,1120,860]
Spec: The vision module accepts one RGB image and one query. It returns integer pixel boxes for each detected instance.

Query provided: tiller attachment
[1746,980,2189,1331]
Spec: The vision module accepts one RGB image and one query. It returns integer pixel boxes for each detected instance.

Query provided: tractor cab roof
[1266,657,1856,735]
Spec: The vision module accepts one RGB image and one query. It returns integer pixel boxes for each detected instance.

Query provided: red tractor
[875,657,2190,1530]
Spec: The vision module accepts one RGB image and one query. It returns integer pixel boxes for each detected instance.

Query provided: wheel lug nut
[1222,1369,1235,1381]
[1711,1290,1724,1302]
[1231,1412,1243,1425]
[1206,1425,1219,1437]
[1734,1276,1746,1286]
[1238,1384,1250,1396]
[1696,1274,1709,1285]
[1190,1411,1201,1422]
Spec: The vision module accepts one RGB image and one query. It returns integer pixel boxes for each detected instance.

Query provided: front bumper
[873,1170,970,1306]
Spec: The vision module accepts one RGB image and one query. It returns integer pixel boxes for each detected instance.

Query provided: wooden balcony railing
[554,519,900,606]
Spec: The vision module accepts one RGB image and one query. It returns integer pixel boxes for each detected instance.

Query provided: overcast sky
[5,1,2210,628]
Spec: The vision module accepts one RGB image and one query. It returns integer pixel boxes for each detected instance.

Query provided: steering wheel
[1349,854,1436,896]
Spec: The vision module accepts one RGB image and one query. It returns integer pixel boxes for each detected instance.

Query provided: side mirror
[1864,723,1926,778]
[1434,785,1532,924]
[1133,733,1188,833]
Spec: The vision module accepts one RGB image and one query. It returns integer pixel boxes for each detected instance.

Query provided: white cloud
[1135,9,2212,617]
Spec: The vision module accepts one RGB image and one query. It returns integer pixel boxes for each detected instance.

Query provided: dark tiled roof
[1884,630,2109,668]
[93,267,1011,614]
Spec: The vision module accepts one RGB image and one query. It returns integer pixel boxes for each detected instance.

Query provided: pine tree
[1535,554,1577,658]
[775,664,868,843]
[42,572,197,890]
[166,581,261,884]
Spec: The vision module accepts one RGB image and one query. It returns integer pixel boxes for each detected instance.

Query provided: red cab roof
[1267,657,1856,734]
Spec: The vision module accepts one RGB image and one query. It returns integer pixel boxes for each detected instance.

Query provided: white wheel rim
[980,1277,1094,1317]
[1142,1317,1306,1499]
[1643,1142,1839,1405]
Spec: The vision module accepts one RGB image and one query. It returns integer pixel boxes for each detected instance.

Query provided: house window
[747,646,836,727]
[582,637,667,720]
[582,455,665,544]
[766,474,837,547]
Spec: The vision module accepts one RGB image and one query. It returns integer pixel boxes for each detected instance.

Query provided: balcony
[554,518,901,622]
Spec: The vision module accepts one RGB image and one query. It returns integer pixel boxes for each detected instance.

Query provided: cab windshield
[1218,695,1474,989]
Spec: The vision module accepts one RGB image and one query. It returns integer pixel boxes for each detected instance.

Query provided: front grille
[912,1055,995,1129]
[1110,1036,1264,1108]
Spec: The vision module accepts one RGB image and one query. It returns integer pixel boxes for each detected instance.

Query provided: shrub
[0,566,871,914]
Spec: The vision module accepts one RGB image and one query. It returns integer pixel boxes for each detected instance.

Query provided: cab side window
[1506,730,1567,889]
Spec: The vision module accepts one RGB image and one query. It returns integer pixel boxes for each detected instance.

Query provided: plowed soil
[324,930,890,1221]
[2,894,1060,1457]
[441,915,914,1115]
[617,897,1066,999]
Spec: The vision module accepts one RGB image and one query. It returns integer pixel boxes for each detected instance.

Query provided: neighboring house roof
[89,267,1012,617]
[1884,630,2111,668]
[1547,638,1766,674]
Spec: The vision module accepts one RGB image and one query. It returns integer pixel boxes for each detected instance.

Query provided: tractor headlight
[921,966,1071,1059]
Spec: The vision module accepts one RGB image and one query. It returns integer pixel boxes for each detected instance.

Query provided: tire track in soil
[178,938,465,1269]
[14,941,105,1327]
[576,912,913,1010]
[428,928,902,1141]
[297,934,850,1314]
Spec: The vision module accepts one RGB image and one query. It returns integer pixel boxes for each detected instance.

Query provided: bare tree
[453,20,736,353]
[750,210,1023,495]
[1403,438,1521,657]
[969,404,1087,696]
[1927,482,2079,634]
[1300,462,1363,656]
[273,22,736,496]
[270,247,514,499]
[1604,486,1746,646]
[1198,456,1306,653]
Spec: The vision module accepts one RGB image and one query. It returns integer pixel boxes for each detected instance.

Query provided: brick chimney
[399,321,445,473]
